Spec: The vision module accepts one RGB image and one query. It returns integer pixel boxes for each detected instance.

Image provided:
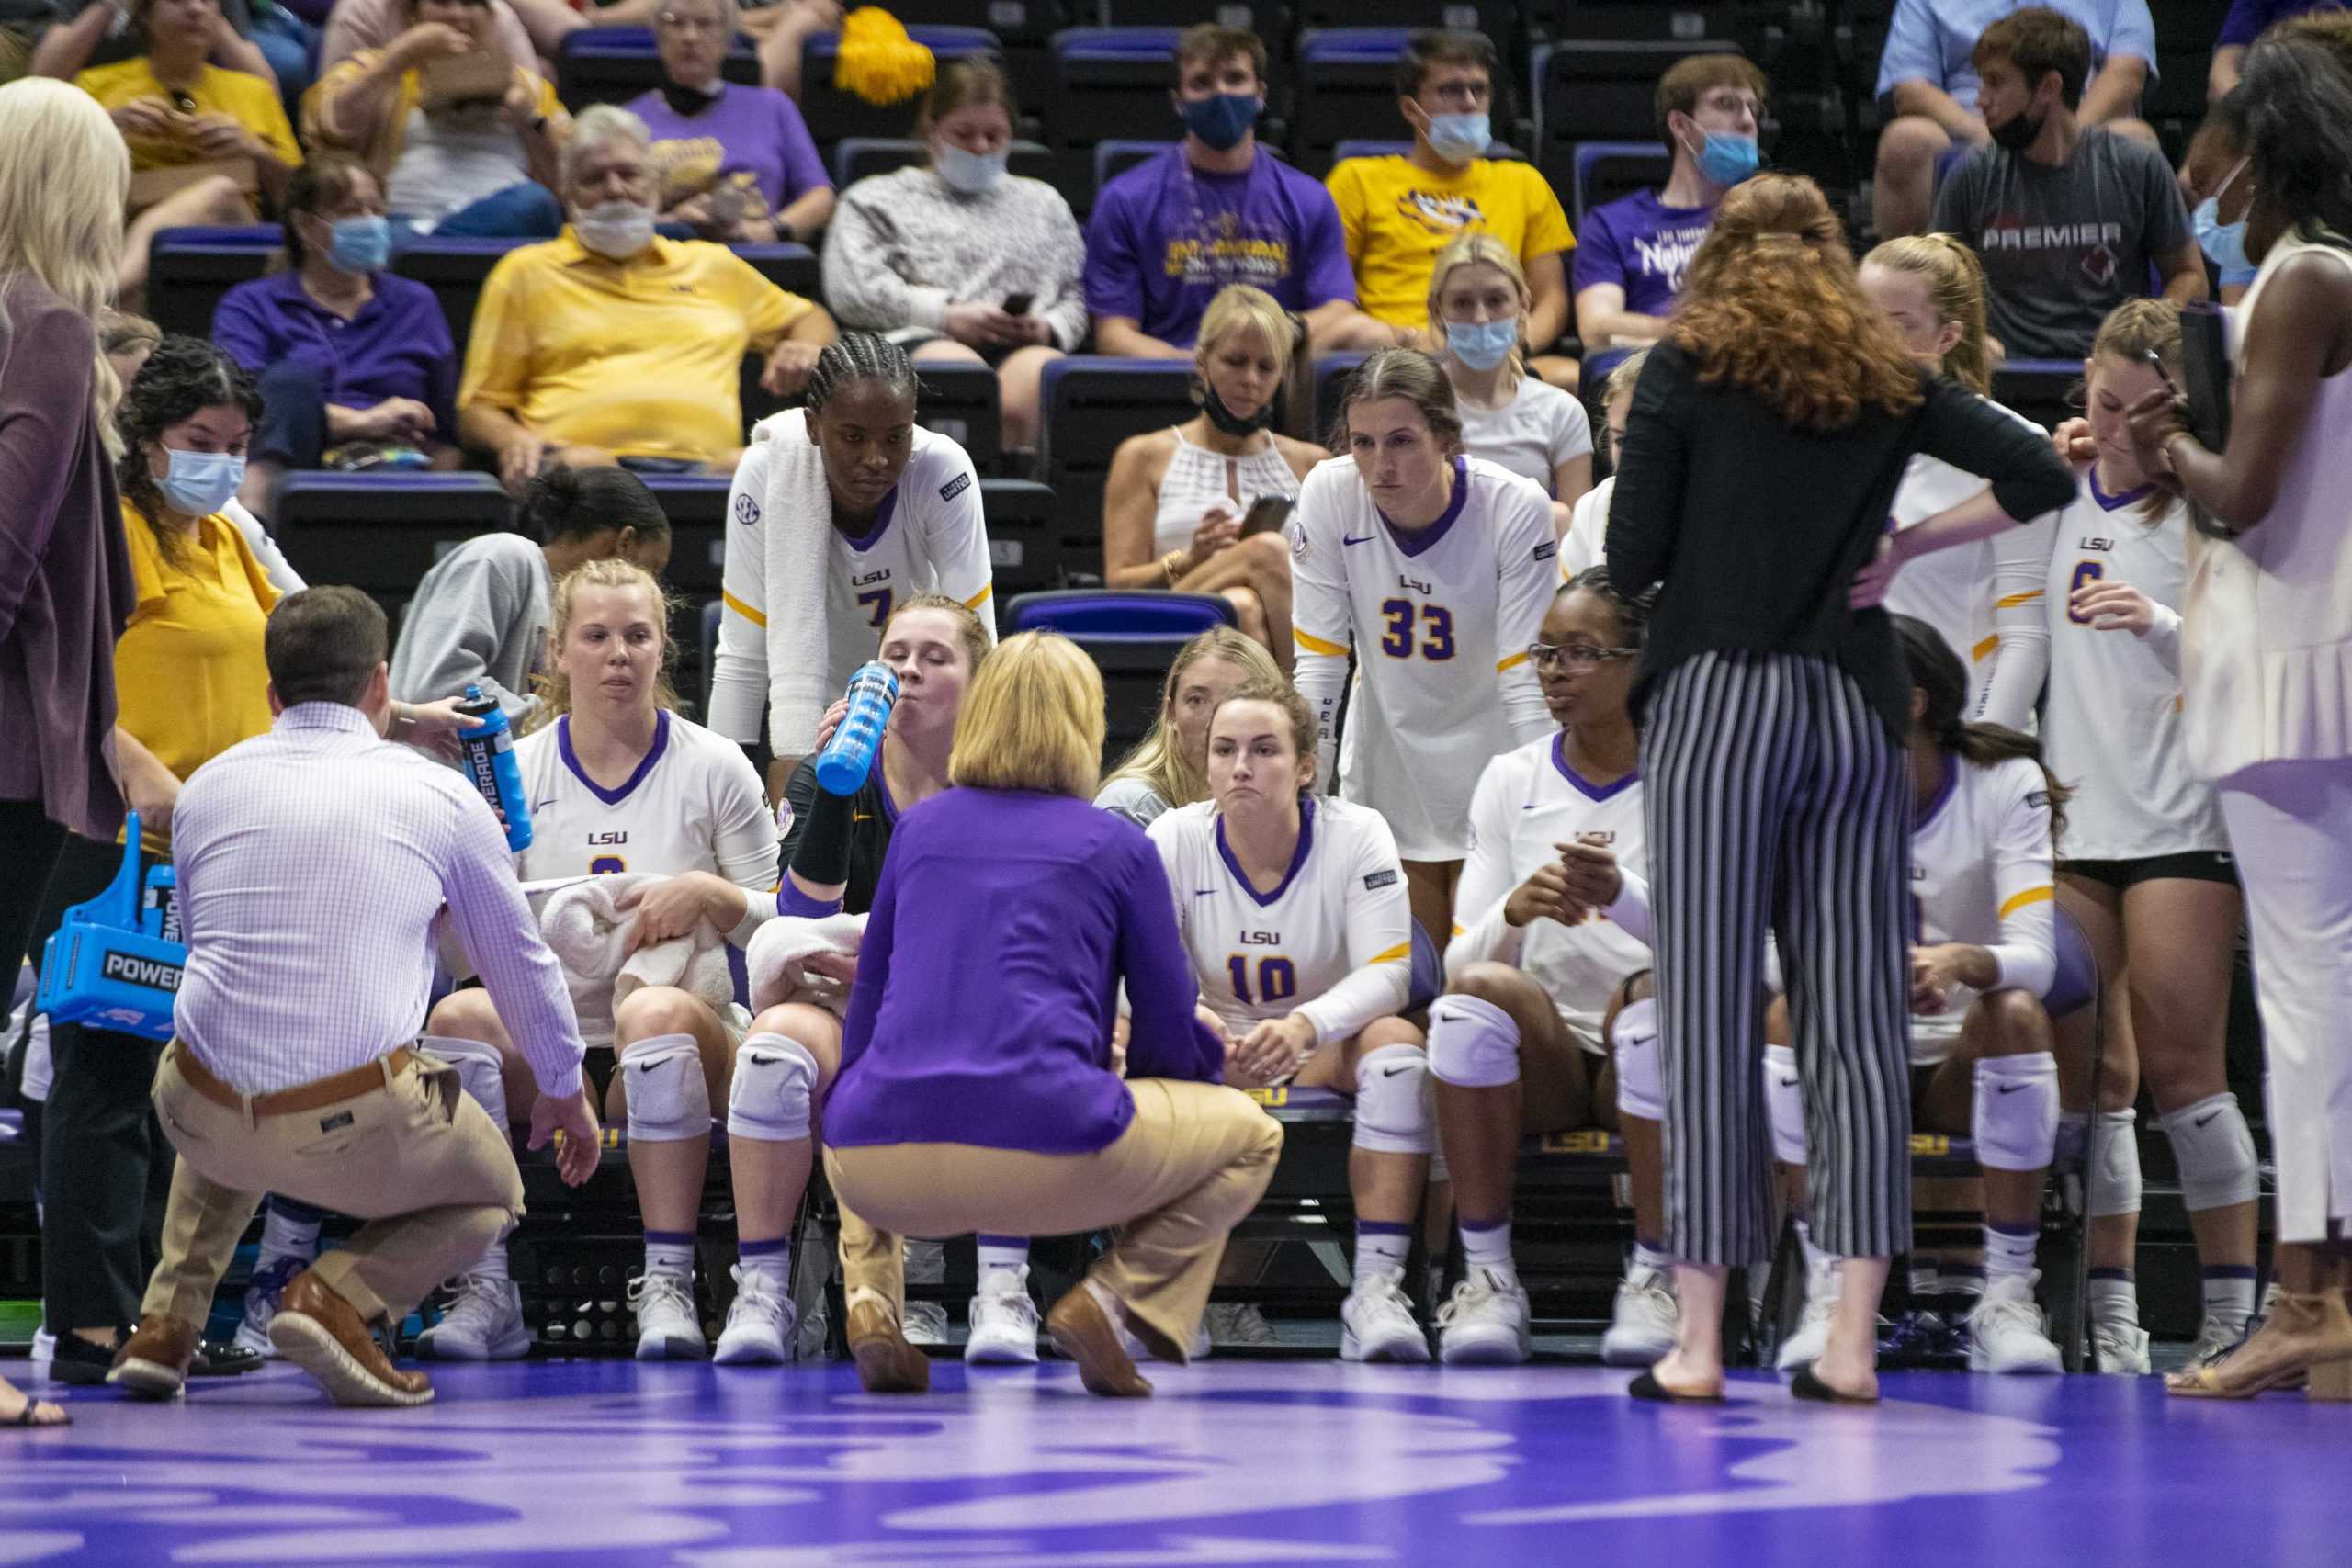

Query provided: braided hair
[804,332,919,419]
[1564,565,1659,648]
[116,334,262,570]
[1893,613,2070,840]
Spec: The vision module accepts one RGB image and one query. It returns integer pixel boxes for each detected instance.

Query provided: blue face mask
[157,448,246,517]
[1425,111,1490,164]
[1180,92,1261,152]
[1444,317,1518,371]
[1691,130,1760,186]
[326,213,391,273]
[2192,157,2253,278]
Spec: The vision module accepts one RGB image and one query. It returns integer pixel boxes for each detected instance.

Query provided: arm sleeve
[1602,349,1688,595]
[1115,838,1225,1082]
[820,184,949,333]
[1295,815,1413,1047]
[0,309,95,645]
[1976,509,2056,728]
[1287,472,1353,786]
[1444,757,1525,976]
[220,499,306,594]
[390,550,532,713]
[2140,601,2183,674]
[1081,185,1146,323]
[775,761,846,917]
[836,828,899,1078]
[921,439,997,627]
[711,746,782,942]
[1916,377,2081,521]
[707,438,773,742]
[440,790,585,1098]
[1494,480,1560,748]
[1984,765,2058,998]
[1875,0,1942,97]
[1600,867,1655,948]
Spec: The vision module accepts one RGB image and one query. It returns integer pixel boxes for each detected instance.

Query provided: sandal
[0,1390,70,1427]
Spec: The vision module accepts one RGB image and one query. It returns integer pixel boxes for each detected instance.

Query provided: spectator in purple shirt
[2211,0,2346,97]
[210,156,458,514]
[1082,23,1386,357]
[626,0,834,244]
[822,631,1284,1397]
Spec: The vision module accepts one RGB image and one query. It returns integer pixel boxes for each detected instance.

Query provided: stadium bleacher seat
[1047,28,1184,197]
[1003,589,1237,761]
[1035,357,1198,574]
[1292,29,1425,178]
[272,473,515,632]
[829,135,1053,193]
[873,0,1064,114]
[1533,37,1743,190]
[1570,140,1672,227]
[910,359,1005,477]
[1990,359,2080,435]
[1092,138,1176,203]
[1314,351,1368,439]
[797,26,1001,157]
[636,474,730,594]
[2146,0,2233,161]
[554,26,761,112]
[978,478,1064,607]
[146,225,282,341]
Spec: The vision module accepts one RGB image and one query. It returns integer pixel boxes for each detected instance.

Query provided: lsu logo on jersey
[2075,536,2115,553]
[1398,190,1484,235]
[1238,930,1282,946]
[1576,829,1615,847]
[588,831,629,845]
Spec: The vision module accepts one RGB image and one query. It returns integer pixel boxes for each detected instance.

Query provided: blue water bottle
[457,683,534,851]
[814,662,899,796]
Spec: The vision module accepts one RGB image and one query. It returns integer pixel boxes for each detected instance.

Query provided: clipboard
[2179,299,2232,453]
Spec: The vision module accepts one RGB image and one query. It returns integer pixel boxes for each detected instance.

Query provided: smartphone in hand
[1238,495,1295,537]
[1001,292,1034,316]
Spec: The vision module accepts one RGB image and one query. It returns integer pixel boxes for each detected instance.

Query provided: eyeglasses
[1528,642,1639,670]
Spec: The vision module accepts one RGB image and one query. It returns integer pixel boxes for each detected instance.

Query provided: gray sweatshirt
[820,165,1089,351]
[388,531,549,717]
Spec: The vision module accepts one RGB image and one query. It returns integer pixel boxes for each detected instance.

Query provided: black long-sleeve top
[1604,340,2077,743]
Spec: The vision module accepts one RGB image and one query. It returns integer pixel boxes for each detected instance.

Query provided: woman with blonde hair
[1427,232,1592,533]
[1556,347,1649,579]
[1102,283,1324,669]
[1095,626,1284,828]
[0,73,135,1429]
[1600,172,2074,1404]
[1860,232,2060,729]
[823,631,1283,1397]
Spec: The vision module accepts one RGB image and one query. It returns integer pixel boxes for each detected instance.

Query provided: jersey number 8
[1378,599,1456,660]
[1227,954,1298,1006]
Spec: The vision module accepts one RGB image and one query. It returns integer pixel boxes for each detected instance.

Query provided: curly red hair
[1669,175,1924,433]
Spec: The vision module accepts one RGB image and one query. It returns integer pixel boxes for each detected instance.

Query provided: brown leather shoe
[268,1271,435,1408]
[844,1288,931,1393]
[2167,1288,2352,1400]
[107,1316,199,1401]
[1046,1284,1153,1398]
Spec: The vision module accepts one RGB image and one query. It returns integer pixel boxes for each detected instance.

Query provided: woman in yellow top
[303,0,571,243]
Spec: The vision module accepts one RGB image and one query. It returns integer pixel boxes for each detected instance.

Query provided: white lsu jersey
[2041,479,2227,861]
[515,710,780,892]
[1449,733,1649,1053]
[1909,753,2057,1062]
[1148,796,1413,1047]
[1556,474,1612,582]
[1290,454,1558,860]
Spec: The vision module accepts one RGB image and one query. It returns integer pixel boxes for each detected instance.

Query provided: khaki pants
[143,1044,526,1331]
[825,1078,1283,1352]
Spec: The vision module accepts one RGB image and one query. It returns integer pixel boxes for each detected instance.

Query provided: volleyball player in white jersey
[1291,348,1559,944]
[1860,236,2058,728]
[2045,300,2256,1371]
[710,334,997,784]
[1555,351,1648,582]
[1772,615,2079,1375]
[1148,682,1434,1362]
[423,560,786,1366]
[1426,570,1670,1366]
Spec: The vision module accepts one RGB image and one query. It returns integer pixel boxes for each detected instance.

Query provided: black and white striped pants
[1641,650,1914,1265]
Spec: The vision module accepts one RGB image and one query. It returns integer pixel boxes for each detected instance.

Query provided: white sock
[1984,1223,2038,1285]
[1353,1224,1412,1287]
[2088,1269,2139,1327]
[1632,1239,1674,1277]
[738,1237,792,1292]
[1461,1219,1517,1289]
[2203,1269,2256,1330]
[259,1201,322,1264]
[1796,1217,1836,1278]
[473,1241,511,1285]
[976,1236,1030,1282]
[1906,1257,1939,1299]
[644,1234,695,1280]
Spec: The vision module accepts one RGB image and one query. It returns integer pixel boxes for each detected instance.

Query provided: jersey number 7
[1378,599,1456,660]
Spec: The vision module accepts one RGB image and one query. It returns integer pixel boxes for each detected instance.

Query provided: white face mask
[574,199,656,259]
[934,142,1009,196]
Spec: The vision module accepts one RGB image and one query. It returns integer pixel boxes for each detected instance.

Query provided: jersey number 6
[2064,561,2103,626]
[1378,599,1457,660]
[1227,954,1298,1006]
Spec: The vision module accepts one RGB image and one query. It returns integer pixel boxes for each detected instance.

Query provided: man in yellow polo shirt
[1326,30,1575,377]
[458,103,837,491]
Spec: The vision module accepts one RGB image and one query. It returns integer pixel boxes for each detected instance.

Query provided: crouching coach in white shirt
[106,587,601,1410]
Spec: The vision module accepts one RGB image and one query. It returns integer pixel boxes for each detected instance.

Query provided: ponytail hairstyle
[1100,625,1284,809]
[1893,614,2070,841]
[1860,232,1994,396]
[523,557,683,734]
[2087,298,2182,521]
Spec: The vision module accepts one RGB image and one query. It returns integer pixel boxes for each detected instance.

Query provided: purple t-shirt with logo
[1571,189,1716,319]
[627,83,831,219]
[1082,145,1357,347]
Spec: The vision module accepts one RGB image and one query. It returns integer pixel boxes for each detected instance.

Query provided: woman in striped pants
[1598,175,2075,1404]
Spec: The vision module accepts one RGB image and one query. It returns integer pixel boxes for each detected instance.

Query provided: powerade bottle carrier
[457,682,534,852]
[35,811,187,1042]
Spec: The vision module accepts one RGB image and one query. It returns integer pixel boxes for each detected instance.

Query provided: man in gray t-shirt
[1928,6,2201,361]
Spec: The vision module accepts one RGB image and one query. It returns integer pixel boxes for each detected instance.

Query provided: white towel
[540,874,736,1046]
[745,911,868,1018]
[751,409,836,755]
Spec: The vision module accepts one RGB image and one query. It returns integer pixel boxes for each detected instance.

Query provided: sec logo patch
[733,493,761,525]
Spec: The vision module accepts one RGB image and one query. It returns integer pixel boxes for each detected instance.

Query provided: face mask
[934,142,1009,196]
[1200,376,1274,437]
[1444,317,1518,371]
[1689,129,1759,186]
[1180,92,1261,152]
[1425,111,1490,165]
[658,80,722,118]
[325,213,390,273]
[156,448,245,517]
[1989,104,2044,154]
[2192,157,2253,276]
[574,199,656,260]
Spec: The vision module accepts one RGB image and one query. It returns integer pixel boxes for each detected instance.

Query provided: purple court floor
[0,1357,2342,1566]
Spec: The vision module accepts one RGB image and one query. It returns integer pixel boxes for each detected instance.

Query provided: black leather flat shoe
[1790,1363,1878,1404]
[1628,1369,1725,1404]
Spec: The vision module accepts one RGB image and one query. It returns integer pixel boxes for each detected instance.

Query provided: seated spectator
[1874,0,2159,240]
[1328,33,1571,365]
[458,104,836,490]
[390,462,672,719]
[1573,54,1769,377]
[1084,23,1385,358]
[320,0,533,73]
[2209,0,2346,98]
[1101,284,1321,669]
[211,156,460,513]
[32,0,283,95]
[628,0,833,244]
[304,0,571,242]
[1430,233,1591,532]
[1094,626,1284,829]
[822,59,1080,450]
[1930,8,2199,362]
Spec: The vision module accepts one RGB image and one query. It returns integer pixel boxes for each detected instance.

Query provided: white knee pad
[2160,1091,2260,1212]
[422,1033,509,1130]
[1426,994,1521,1089]
[1610,998,1662,1122]
[727,1032,818,1142]
[2087,1108,2143,1219]
[1763,1044,1807,1167]
[619,1032,710,1142]
[1971,1051,2059,1172]
[1351,1043,1434,1155]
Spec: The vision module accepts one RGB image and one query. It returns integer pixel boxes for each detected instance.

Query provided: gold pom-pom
[834,8,936,107]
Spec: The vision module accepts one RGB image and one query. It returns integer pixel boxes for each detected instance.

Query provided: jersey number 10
[1227,954,1298,1006]
[1378,599,1456,660]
